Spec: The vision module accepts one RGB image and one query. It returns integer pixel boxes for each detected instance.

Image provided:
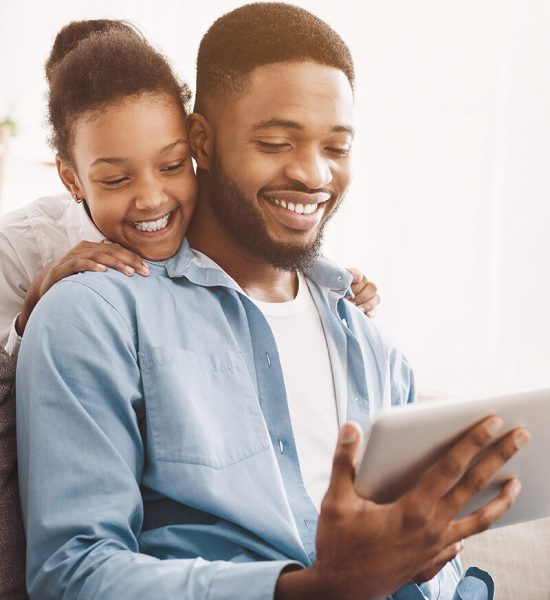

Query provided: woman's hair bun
[45,20,143,83]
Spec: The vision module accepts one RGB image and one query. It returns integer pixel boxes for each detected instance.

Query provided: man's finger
[413,540,464,584]
[323,422,363,505]
[409,416,504,503]
[445,478,522,543]
[440,428,529,520]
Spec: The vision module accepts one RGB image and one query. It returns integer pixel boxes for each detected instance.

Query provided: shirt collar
[160,239,353,298]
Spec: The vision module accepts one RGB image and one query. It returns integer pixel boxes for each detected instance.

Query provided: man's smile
[261,192,331,232]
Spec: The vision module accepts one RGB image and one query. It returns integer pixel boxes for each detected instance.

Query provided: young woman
[0,20,379,356]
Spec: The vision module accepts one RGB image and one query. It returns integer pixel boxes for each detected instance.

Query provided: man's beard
[208,147,338,271]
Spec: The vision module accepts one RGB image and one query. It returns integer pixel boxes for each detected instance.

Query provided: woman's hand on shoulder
[345,267,380,318]
[16,240,149,336]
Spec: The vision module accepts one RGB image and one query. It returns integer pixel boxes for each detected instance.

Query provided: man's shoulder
[30,268,141,339]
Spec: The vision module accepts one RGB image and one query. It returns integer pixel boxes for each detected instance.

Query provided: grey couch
[461,518,550,599]
[0,347,26,599]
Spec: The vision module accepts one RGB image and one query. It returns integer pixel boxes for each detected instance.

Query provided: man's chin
[256,236,322,272]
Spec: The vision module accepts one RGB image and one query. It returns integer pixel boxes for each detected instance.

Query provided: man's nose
[133,176,166,211]
[284,148,332,190]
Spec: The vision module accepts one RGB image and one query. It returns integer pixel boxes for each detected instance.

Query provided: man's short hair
[194,2,355,112]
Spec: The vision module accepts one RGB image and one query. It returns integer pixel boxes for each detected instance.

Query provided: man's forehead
[218,60,355,131]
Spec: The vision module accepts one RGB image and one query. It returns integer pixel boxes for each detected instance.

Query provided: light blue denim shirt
[16,239,492,599]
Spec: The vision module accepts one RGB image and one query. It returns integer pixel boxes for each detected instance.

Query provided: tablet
[354,388,550,528]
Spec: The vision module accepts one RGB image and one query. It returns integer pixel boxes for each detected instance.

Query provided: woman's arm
[0,203,149,353]
[15,240,150,337]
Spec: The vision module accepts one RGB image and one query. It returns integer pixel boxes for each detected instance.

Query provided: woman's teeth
[268,197,318,215]
[133,211,172,232]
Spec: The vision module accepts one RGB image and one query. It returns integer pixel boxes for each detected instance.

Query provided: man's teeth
[133,212,171,232]
[268,197,318,215]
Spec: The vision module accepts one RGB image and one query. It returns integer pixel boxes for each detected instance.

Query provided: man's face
[207,61,354,270]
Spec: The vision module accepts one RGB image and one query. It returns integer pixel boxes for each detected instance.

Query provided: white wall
[1,0,549,396]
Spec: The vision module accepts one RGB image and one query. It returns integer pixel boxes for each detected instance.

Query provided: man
[16,4,527,599]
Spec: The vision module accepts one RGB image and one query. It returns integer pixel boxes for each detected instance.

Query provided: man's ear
[56,155,84,199]
[187,113,214,171]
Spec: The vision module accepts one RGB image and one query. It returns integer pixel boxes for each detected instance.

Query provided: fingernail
[95,263,107,271]
[142,263,150,275]
[125,266,135,276]
[367,309,376,318]
[340,423,358,445]
[510,479,522,497]
[485,417,503,436]
[514,430,530,449]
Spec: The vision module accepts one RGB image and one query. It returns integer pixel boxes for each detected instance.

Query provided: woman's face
[62,93,197,261]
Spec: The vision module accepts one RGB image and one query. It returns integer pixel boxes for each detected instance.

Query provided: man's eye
[256,141,289,152]
[162,161,186,173]
[100,177,128,186]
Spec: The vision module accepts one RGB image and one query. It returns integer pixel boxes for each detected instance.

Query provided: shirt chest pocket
[139,347,271,469]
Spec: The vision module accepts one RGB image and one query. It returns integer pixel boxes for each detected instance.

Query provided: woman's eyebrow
[159,139,189,154]
[89,139,189,168]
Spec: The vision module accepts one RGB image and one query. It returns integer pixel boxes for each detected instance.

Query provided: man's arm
[275,420,528,600]
[16,279,299,600]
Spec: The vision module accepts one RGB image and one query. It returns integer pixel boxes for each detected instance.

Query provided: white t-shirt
[251,272,339,511]
[0,193,103,354]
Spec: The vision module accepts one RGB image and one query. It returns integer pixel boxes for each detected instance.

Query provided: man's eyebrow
[251,118,354,137]
[90,139,189,168]
[332,125,355,137]
[252,118,303,131]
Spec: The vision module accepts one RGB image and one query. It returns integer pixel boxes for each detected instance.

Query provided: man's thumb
[326,422,363,500]
[339,422,360,445]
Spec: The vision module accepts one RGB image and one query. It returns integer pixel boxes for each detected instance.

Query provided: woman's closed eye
[161,159,187,174]
[99,176,129,187]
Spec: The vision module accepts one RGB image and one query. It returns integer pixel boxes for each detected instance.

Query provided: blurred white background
[1,0,549,397]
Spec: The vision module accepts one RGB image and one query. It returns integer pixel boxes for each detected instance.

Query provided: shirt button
[337,275,343,282]
[278,438,284,454]
[353,396,360,403]
[265,352,271,367]
[304,519,313,531]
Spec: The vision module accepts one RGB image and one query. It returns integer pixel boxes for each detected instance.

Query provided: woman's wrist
[17,283,42,336]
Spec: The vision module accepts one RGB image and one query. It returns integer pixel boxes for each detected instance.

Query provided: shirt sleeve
[16,279,300,600]
[4,315,21,357]
[0,210,41,350]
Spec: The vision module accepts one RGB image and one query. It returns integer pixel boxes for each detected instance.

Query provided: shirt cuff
[5,314,22,357]
[207,559,303,600]
[452,566,495,600]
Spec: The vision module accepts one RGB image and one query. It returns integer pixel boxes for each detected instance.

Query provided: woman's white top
[0,193,103,354]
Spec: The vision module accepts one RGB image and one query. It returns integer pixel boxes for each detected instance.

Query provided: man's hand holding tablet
[276,417,529,600]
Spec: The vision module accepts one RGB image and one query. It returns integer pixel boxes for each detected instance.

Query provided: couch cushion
[461,518,550,600]
[0,347,27,599]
